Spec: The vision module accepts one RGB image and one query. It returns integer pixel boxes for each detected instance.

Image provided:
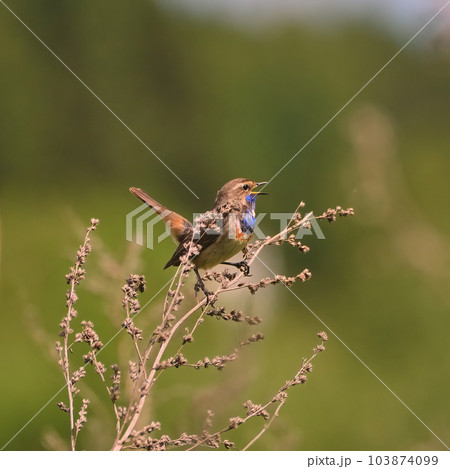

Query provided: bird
[129,178,268,293]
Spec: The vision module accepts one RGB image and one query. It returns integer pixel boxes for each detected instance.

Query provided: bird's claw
[237,261,251,277]
[194,281,216,303]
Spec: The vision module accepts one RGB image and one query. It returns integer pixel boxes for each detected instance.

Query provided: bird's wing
[129,187,192,243]
[163,211,225,269]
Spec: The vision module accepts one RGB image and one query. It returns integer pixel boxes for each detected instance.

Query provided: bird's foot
[194,272,216,303]
[222,261,251,276]
[236,261,251,276]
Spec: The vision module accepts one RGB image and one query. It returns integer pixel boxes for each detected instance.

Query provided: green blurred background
[1,0,449,451]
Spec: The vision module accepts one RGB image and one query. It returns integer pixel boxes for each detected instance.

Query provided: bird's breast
[193,233,249,269]
[237,209,256,239]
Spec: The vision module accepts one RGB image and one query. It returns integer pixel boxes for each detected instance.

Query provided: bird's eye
[243,184,249,190]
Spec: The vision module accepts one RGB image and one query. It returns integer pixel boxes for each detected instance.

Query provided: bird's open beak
[251,182,269,196]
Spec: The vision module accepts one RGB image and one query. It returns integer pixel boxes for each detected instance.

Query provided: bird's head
[213,178,268,209]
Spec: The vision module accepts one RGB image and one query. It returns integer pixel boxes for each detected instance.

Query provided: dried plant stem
[241,347,321,451]
[112,208,332,451]
[162,264,183,318]
[56,203,352,451]
[61,339,75,451]
[187,338,326,451]
[57,219,99,450]
[65,233,88,450]
[185,401,273,451]
[90,353,122,436]
[242,401,284,451]
[112,295,208,450]
[114,263,256,449]
[114,264,194,433]
[124,299,144,367]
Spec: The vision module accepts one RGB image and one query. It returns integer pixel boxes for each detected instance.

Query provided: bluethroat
[130,178,268,292]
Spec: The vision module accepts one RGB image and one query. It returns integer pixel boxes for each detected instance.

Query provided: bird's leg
[194,267,214,300]
[221,261,251,277]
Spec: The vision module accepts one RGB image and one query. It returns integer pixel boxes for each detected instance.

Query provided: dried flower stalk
[56,218,99,450]
[56,204,353,451]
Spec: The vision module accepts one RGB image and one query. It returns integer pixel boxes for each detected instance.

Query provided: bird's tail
[129,187,192,243]
[130,187,173,221]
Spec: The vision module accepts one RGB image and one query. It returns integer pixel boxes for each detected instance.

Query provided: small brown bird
[129,178,268,289]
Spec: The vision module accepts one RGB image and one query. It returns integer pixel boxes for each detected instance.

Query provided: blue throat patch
[245,194,258,209]
[241,194,257,234]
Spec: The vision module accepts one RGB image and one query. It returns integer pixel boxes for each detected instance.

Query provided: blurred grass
[1,0,450,450]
